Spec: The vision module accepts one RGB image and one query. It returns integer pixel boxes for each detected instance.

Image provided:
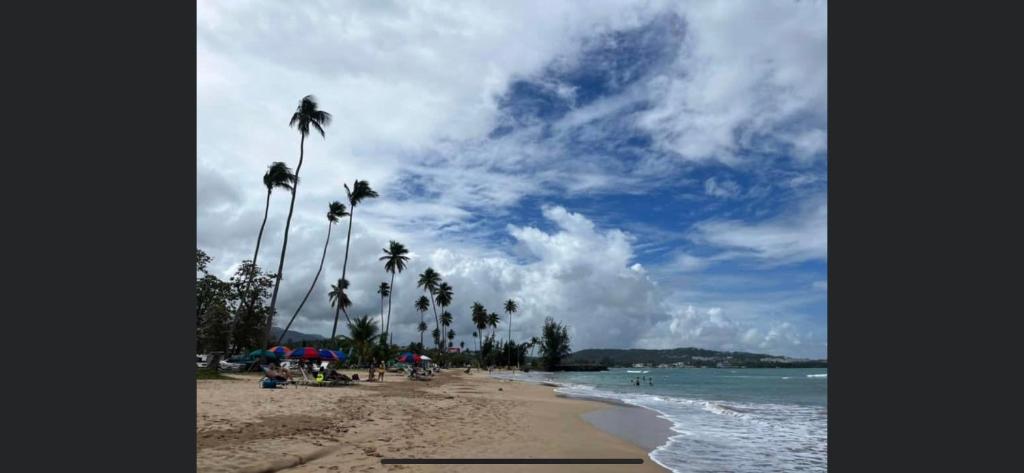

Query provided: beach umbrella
[248,349,277,360]
[419,355,432,361]
[268,346,292,358]
[317,349,345,361]
[396,352,421,363]
[287,347,323,360]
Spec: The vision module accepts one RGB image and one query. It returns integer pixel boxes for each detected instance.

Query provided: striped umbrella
[317,349,345,361]
[286,347,322,360]
[268,346,292,358]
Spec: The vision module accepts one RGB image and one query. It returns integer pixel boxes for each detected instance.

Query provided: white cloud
[704,177,741,198]
[636,0,827,164]
[690,194,827,265]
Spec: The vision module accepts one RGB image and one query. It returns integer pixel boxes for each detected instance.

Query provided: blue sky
[197,1,827,358]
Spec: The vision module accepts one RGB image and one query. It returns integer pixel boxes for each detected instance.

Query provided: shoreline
[197,369,669,472]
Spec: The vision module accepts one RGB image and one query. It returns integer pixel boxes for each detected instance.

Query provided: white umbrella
[419,355,432,361]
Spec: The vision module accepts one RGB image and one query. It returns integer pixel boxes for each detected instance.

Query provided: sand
[197,369,669,473]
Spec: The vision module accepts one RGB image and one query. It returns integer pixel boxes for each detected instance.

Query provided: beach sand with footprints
[197,370,667,473]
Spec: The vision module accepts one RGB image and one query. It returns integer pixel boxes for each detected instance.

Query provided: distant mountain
[269,327,326,345]
[566,348,827,368]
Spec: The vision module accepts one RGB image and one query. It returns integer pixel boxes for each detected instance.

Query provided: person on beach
[379,361,386,382]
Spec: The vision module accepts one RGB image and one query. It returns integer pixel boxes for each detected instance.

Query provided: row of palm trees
[235,95,526,363]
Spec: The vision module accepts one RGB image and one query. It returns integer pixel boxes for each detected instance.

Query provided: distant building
[447,347,461,353]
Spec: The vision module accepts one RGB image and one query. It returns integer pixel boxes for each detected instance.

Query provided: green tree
[341,315,379,365]
[539,318,571,370]
[471,302,488,366]
[265,95,332,348]
[277,201,348,345]
[379,240,410,344]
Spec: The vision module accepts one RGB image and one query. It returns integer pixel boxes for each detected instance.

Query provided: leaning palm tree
[276,201,348,345]
[379,240,410,342]
[264,95,331,347]
[240,162,296,311]
[327,278,352,341]
[504,299,519,368]
[329,180,380,341]
[417,268,442,352]
[376,282,390,335]
[234,162,297,344]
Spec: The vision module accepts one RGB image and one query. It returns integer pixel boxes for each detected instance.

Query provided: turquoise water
[495,368,827,472]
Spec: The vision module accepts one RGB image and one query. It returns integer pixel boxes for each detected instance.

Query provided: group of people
[367,359,386,382]
[632,375,653,386]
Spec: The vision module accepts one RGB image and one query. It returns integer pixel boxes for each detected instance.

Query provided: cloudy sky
[197,0,827,358]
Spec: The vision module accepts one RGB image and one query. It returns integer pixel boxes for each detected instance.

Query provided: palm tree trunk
[507,310,513,369]
[330,305,348,341]
[276,221,333,345]
[384,271,396,342]
[264,134,305,348]
[429,294,441,359]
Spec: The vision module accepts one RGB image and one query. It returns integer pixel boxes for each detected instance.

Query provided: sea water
[493,368,826,472]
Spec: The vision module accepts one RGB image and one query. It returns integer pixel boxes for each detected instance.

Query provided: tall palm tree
[471,302,488,366]
[440,311,453,333]
[376,282,390,335]
[504,299,519,368]
[435,282,453,363]
[417,268,442,352]
[487,312,501,339]
[460,340,465,352]
[447,328,455,349]
[264,95,331,347]
[341,315,378,365]
[276,202,348,345]
[417,321,429,346]
[330,180,379,341]
[415,296,430,346]
[327,278,352,341]
[529,336,540,359]
[379,240,410,343]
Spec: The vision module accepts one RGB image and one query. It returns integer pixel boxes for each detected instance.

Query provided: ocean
[493,367,827,473]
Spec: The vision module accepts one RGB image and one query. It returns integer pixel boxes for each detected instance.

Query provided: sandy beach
[197,370,669,473]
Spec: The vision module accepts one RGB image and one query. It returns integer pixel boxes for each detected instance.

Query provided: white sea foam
[553,383,826,473]
[807,373,827,378]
